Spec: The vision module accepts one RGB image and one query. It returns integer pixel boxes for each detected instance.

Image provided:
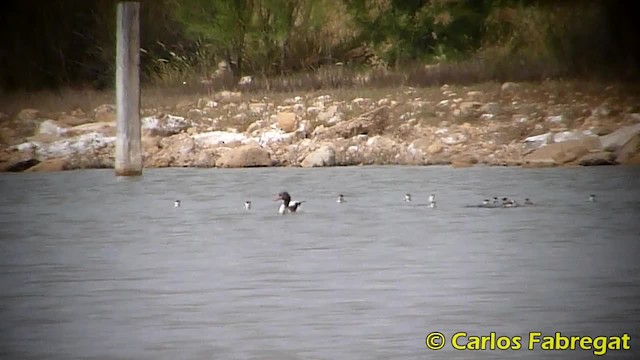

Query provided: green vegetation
[0,0,637,92]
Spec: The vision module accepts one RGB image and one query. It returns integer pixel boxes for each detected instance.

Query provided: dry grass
[1,65,639,124]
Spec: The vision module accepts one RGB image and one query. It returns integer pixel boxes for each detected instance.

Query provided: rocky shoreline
[1,81,639,172]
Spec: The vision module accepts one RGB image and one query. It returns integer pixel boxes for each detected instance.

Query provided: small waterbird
[428,194,436,208]
[275,192,305,215]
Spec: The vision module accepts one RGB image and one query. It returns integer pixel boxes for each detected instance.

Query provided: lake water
[0,166,639,360]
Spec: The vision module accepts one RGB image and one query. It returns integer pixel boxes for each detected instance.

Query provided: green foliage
[343,0,490,67]
[168,0,338,76]
[0,0,638,91]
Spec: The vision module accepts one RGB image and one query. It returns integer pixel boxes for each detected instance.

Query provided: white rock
[501,82,520,92]
[192,131,248,146]
[38,120,69,136]
[600,123,640,151]
[17,132,116,160]
[436,99,449,108]
[256,129,296,146]
[249,103,268,114]
[352,98,369,106]
[524,132,553,144]
[546,115,564,123]
[141,115,189,136]
[306,107,322,116]
[441,133,467,145]
[553,130,595,143]
[301,145,336,167]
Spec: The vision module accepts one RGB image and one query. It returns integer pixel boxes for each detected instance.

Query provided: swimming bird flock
[173,192,598,214]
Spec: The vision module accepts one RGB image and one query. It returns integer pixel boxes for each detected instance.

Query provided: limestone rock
[0,153,39,172]
[301,145,336,167]
[58,114,92,127]
[501,82,520,93]
[615,134,640,164]
[578,152,618,166]
[24,158,66,172]
[314,106,389,141]
[277,112,297,133]
[94,104,116,122]
[523,138,601,166]
[600,123,640,152]
[481,102,501,115]
[37,120,70,136]
[67,122,116,137]
[141,114,190,137]
[216,144,273,168]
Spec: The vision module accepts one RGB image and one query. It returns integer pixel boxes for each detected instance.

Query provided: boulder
[192,150,217,168]
[523,138,601,166]
[277,112,297,133]
[249,103,268,114]
[314,106,389,141]
[523,131,599,152]
[67,122,116,137]
[192,131,248,148]
[408,138,444,157]
[615,134,640,164]
[141,114,190,137]
[501,82,520,93]
[578,152,618,166]
[481,102,501,115]
[24,158,66,172]
[27,133,64,144]
[457,102,482,118]
[301,145,336,167]
[8,109,43,139]
[37,120,70,136]
[94,104,116,122]
[216,144,273,168]
[58,114,92,127]
[451,155,477,168]
[600,123,640,152]
[0,156,39,172]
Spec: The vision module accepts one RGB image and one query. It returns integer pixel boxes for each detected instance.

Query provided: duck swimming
[174,200,181,208]
[275,191,305,214]
[589,194,596,202]
[524,198,534,206]
[405,193,412,202]
[244,201,252,210]
[502,197,517,208]
[337,194,346,203]
[427,194,436,208]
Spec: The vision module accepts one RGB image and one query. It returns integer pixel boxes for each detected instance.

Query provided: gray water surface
[1,166,639,360]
